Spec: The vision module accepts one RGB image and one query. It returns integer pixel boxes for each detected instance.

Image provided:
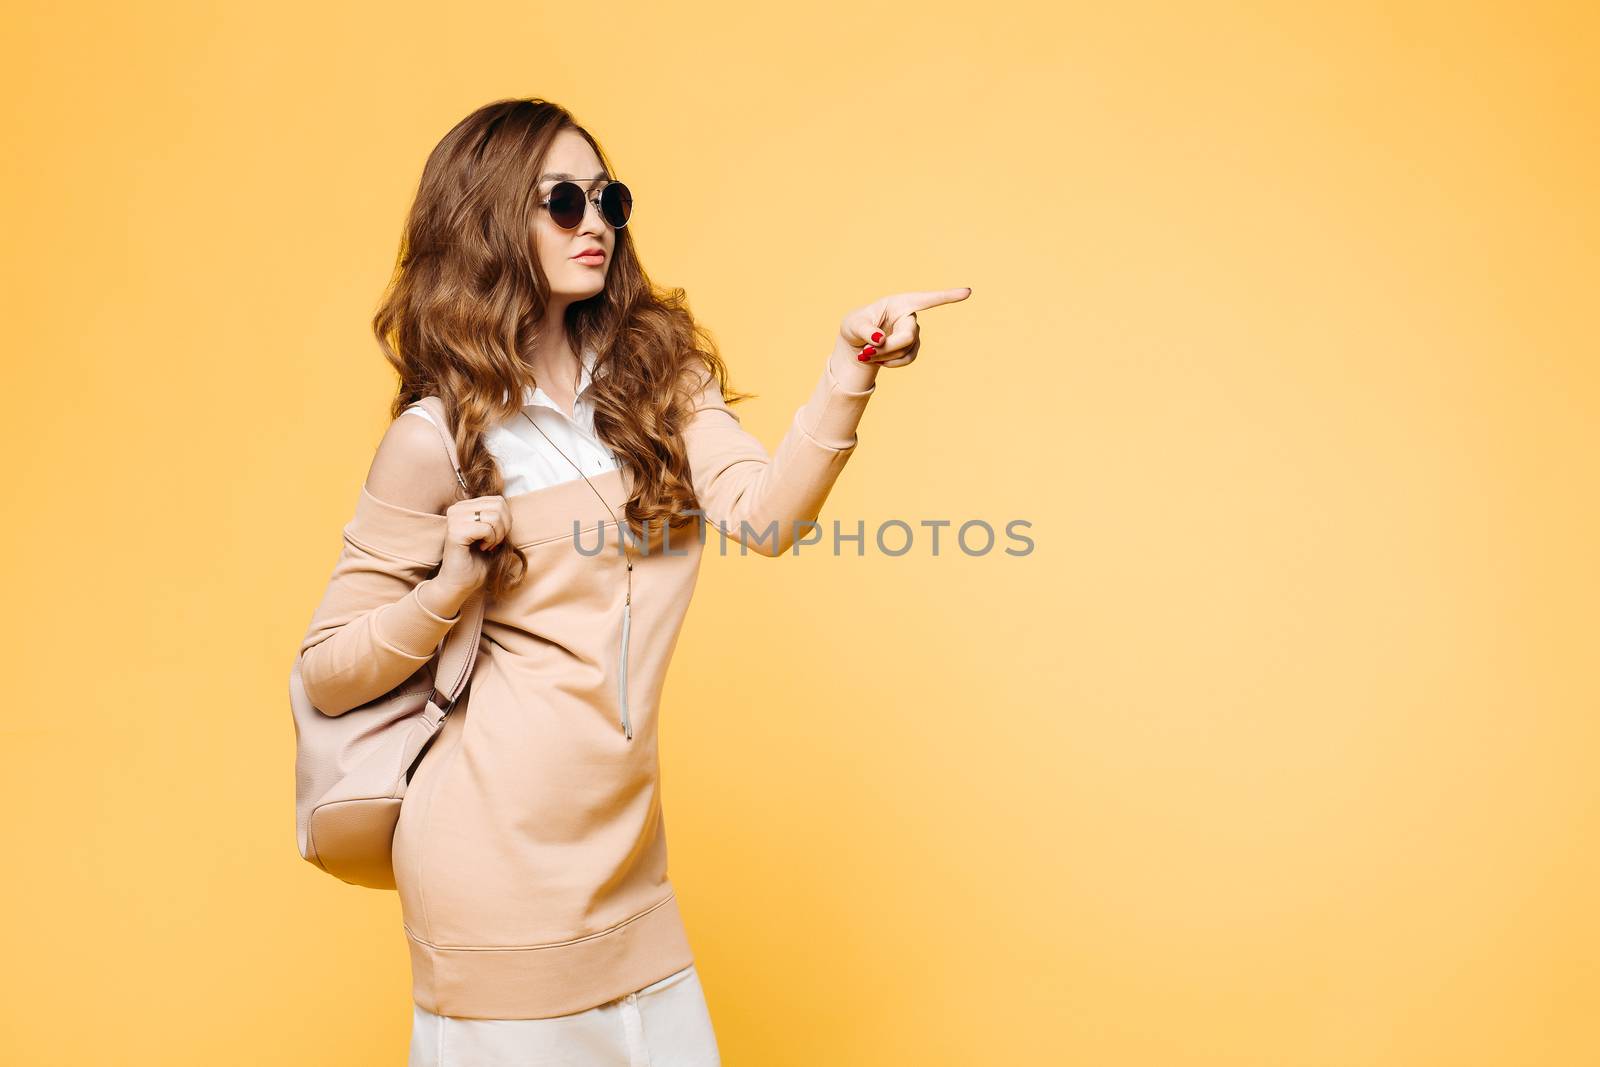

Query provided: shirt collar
[520,345,598,413]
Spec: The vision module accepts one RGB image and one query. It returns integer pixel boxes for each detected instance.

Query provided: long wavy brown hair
[372,98,751,597]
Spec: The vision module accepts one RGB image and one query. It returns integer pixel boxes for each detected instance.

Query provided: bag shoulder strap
[410,396,471,494]
[412,394,487,716]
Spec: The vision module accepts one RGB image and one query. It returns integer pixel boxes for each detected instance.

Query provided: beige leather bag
[289,395,487,890]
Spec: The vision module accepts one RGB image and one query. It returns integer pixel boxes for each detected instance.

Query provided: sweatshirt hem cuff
[802,357,877,450]
[374,586,460,657]
[405,890,695,1019]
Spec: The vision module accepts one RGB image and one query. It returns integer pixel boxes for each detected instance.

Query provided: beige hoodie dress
[297,357,876,1019]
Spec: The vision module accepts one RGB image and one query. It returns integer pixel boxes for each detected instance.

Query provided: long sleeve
[682,354,877,556]
[297,485,461,716]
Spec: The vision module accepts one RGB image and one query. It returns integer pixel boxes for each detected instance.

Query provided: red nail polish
[871,331,883,343]
[857,352,870,361]
[861,345,876,357]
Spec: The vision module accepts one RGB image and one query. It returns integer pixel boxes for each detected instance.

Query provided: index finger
[885,287,973,317]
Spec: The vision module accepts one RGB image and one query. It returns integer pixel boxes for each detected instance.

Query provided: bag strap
[413,395,487,717]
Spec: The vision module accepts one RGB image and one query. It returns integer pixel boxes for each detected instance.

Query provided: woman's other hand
[432,495,509,603]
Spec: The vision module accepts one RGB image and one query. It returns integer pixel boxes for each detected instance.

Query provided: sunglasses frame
[539,179,632,230]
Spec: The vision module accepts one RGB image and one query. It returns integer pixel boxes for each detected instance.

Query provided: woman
[296,97,970,1065]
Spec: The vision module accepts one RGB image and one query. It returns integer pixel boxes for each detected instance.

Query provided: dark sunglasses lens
[600,182,632,228]
[547,181,586,228]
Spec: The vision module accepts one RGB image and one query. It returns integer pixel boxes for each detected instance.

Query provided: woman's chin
[556,275,607,299]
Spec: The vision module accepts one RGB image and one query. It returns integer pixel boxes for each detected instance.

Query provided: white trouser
[407,963,721,1066]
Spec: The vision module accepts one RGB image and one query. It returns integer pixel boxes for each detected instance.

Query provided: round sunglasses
[540,180,633,230]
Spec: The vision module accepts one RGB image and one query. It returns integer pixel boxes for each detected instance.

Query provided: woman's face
[533,129,616,303]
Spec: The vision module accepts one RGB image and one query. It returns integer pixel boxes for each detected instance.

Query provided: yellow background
[3,2,1596,1064]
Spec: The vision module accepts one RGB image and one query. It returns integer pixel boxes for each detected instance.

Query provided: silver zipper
[514,409,637,742]
[618,561,633,740]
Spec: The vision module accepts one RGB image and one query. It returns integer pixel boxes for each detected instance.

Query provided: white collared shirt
[401,346,622,496]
